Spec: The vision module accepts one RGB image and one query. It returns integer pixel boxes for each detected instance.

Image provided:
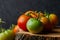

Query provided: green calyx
[44,10,50,18]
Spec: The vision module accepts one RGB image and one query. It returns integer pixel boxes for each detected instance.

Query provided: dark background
[0,0,60,28]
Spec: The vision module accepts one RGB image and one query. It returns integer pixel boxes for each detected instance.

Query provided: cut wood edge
[52,28,60,33]
[16,26,60,37]
[17,31,60,37]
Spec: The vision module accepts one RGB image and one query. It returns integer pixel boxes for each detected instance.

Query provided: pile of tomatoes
[14,10,58,34]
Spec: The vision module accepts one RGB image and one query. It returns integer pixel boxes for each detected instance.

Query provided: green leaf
[0,18,6,24]
[0,27,6,33]
[9,24,15,30]
[44,10,49,18]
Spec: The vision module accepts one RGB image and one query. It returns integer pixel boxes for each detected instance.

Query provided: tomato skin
[17,15,30,31]
[49,14,58,25]
[26,18,43,33]
[40,17,53,32]
[43,22,53,32]
[0,29,15,40]
[13,25,19,34]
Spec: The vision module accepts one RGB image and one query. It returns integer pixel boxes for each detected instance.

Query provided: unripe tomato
[27,18,43,33]
[17,15,30,31]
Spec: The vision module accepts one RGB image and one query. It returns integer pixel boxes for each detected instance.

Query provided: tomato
[0,30,15,40]
[40,17,53,32]
[0,33,5,40]
[17,15,30,31]
[43,22,53,32]
[13,25,19,34]
[26,18,43,33]
[49,13,58,25]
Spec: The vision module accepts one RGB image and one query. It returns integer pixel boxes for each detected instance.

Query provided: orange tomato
[49,13,58,25]
[13,25,19,34]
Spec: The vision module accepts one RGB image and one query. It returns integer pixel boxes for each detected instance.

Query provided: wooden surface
[16,26,60,37]
[15,27,60,40]
[17,33,60,37]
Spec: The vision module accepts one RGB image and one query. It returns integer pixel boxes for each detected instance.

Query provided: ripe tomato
[43,22,53,32]
[49,13,58,25]
[40,17,53,32]
[17,15,30,31]
[13,25,19,34]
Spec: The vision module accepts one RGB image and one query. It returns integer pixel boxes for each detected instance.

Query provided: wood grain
[15,27,60,40]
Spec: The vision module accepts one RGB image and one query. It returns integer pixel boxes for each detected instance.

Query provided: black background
[0,0,60,28]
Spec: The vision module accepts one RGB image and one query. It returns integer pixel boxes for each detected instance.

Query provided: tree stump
[15,27,60,40]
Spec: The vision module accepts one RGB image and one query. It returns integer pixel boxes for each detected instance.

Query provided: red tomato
[17,15,30,31]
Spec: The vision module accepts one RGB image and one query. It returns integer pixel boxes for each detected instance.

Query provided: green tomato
[26,18,43,33]
[4,30,14,40]
[0,30,14,40]
[4,30,12,37]
[0,33,6,40]
[0,32,8,40]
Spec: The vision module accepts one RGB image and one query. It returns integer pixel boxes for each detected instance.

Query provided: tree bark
[15,28,60,40]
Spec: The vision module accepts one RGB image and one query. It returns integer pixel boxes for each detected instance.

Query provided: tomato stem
[44,10,49,18]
